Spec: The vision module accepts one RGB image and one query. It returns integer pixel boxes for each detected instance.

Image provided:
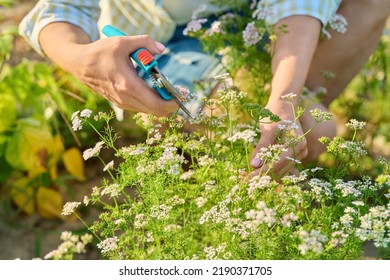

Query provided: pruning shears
[102,25,195,119]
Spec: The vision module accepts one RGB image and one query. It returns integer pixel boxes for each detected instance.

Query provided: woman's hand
[39,22,178,116]
[250,100,308,178]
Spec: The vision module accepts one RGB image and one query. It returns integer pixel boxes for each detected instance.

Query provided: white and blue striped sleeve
[261,0,342,27]
[19,0,101,56]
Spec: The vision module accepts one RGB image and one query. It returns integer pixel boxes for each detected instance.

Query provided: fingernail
[155,41,165,52]
[250,157,263,168]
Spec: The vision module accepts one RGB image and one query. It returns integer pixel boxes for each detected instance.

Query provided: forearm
[269,16,321,107]
[38,22,91,75]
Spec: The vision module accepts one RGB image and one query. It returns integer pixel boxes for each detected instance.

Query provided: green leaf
[0,94,17,132]
[0,0,14,8]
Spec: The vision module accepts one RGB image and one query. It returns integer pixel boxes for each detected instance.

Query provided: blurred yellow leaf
[49,134,65,180]
[36,187,63,219]
[62,147,85,182]
[5,124,53,176]
[49,164,58,181]
[9,177,35,215]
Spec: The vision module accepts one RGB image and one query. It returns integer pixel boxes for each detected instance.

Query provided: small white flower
[103,160,114,172]
[183,18,208,35]
[346,119,366,130]
[281,93,297,101]
[213,72,230,81]
[80,109,92,118]
[100,183,120,198]
[252,6,273,20]
[281,212,299,227]
[61,202,81,216]
[195,196,208,208]
[242,21,261,47]
[134,214,148,229]
[206,20,225,36]
[310,108,332,122]
[227,129,257,144]
[97,236,119,254]
[180,170,195,181]
[329,14,348,33]
[285,156,302,164]
[71,115,82,131]
[83,141,104,160]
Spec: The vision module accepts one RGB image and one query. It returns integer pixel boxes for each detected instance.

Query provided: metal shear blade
[151,68,195,120]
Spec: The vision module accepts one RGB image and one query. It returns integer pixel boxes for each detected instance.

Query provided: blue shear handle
[102,25,157,74]
[102,25,172,101]
[102,24,126,37]
[130,48,158,75]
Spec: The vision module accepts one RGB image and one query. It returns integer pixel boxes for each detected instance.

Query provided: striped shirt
[19,0,342,56]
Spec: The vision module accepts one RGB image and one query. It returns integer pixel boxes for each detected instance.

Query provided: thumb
[250,126,276,168]
[123,35,166,56]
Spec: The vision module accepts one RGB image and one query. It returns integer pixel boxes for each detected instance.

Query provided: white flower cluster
[254,144,288,165]
[248,175,272,199]
[120,145,146,156]
[204,243,231,260]
[245,201,277,228]
[146,129,162,145]
[334,179,362,198]
[307,178,333,201]
[338,140,367,157]
[355,204,390,248]
[277,120,299,131]
[282,172,308,185]
[242,21,262,47]
[310,108,332,123]
[134,214,148,229]
[61,201,81,216]
[97,236,119,254]
[227,129,257,144]
[329,14,348,34]
[44,231,93,259]
[198,155,217,167]
[150,204,172,220]
[145,232,155,243]
[180,170,195,181]
[280,212,299,227]
[83,141,104,161]
[345,119,366,130]
[100,183,121,198]
[103,160,114,172]
[252,6,273,20]
[71,109,92,131]
[206,20,225,36]
[164,224,182,232]
[183,18,208,35]
[196,196,208,208]
[199,202,230,224]
[298,229,327,255]
[156,146,186,176]
[329,230,349,248]
[136,160,156,175]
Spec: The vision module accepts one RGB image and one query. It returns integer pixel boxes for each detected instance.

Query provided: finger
[105,37,178,115]
[121,34,166,56]
[272,143,308,178]
[250,124,277,168]
[116,67,179,115]
[250,143,306,179]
